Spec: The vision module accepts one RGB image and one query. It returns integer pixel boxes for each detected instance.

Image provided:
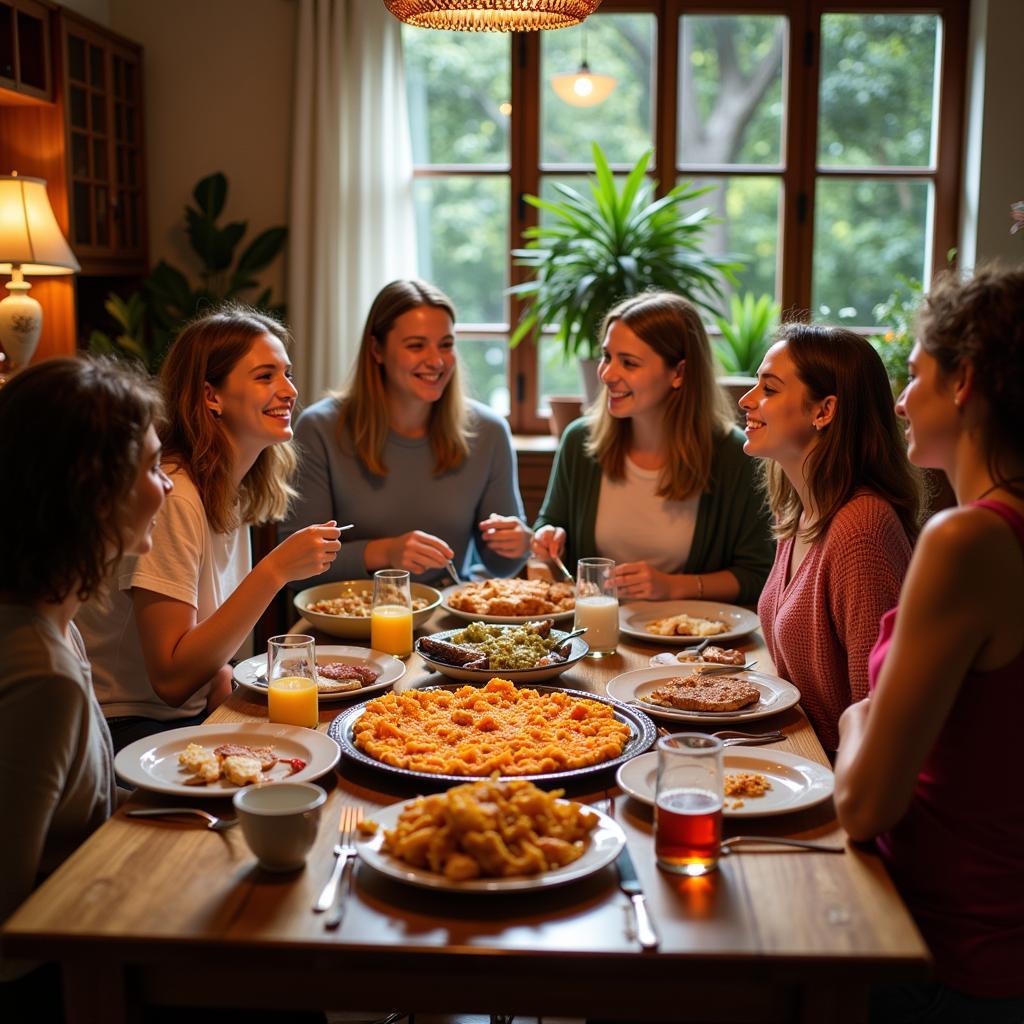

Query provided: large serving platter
[616,747,834,818]
[439,583,575,626]
[415,625,588,684]
[619,600,760,646]
[357,800,625,893]
[293,580,442,639]
[233,645,406,703]
[605,665,800,724]
[114,723,341,797]
[328,683,656,787]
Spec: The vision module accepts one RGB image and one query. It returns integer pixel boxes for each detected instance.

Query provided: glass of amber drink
[655,733,724,876]
[371,569,413,658]
[267,634,319,728]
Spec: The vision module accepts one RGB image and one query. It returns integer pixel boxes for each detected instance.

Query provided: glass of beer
[574,557,618,658]
[370,569,413,658]
[266,634,319,728]
[654,733,724,876]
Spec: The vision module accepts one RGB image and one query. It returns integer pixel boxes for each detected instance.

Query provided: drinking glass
[371,569,413,658]
[574,557,618,657]
[267,634,319,728]
[655,733,724,876]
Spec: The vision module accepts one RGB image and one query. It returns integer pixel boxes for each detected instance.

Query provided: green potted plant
[869,275,923,397]
[508,142,743,412]
[89,172,287,371]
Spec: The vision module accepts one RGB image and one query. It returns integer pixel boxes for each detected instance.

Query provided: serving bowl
[414,624,589,684]
[294,580,442,639]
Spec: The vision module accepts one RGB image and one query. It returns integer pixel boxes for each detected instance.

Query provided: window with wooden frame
[401,0,967,434]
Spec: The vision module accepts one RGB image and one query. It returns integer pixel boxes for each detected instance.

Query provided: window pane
[403,26,509,165]
[539,339,585,410]
[541,13,655,166]
[812,178,931,325]
[818,14,939,168]
[412,176,508,325]
[457,337,510,416]
[687,175,781,301]
[678,15,786,167]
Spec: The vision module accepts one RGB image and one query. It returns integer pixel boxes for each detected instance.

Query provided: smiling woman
[282,279,530,587]
[77,305,342,752]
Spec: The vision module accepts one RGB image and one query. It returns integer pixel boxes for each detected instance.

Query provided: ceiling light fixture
[383,0,602,33]
[550,27,616,107]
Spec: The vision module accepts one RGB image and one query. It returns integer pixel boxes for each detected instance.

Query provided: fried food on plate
[448,578,575,617]
[643,673,759,712]
[646,612,728,637]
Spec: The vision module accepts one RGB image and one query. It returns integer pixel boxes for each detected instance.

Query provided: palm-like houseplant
[509,143,743,401]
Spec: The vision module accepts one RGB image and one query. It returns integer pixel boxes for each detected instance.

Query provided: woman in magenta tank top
[834,265,1024,1023]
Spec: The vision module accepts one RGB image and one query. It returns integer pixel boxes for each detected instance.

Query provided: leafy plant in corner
[869,275,923,396]
[712,292,780,376]
[89,172,288,372]
[508,143,744,363]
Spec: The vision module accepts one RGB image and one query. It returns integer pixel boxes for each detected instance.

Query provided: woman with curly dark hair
[835,265,1024,1023]
[739,324,921,753]
[0,356,167,1011]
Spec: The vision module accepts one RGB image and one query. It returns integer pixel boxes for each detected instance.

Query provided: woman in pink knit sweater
[739,325,920,753]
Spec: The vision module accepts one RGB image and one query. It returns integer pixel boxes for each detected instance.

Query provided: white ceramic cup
[233,782,327,872]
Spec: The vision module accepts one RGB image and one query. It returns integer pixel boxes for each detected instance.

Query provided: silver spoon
[126,807,238,831]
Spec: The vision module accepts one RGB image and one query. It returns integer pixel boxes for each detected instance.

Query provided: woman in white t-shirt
[78,305,341,751]
[532,291,773,604]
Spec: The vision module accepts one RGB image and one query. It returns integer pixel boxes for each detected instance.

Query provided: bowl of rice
[294,580,442,639]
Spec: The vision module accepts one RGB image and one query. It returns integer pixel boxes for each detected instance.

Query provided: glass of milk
[574,557,619,658]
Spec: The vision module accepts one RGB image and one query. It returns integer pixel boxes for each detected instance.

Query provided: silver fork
[315,805,363,928]
[126,807,238,831]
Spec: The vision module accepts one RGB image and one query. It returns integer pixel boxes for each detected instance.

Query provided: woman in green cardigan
[532,291,774,604]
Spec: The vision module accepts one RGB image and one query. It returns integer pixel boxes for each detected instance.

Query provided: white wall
[109,0,296,302]
[960,0,1024,269]
[58,0,110,25]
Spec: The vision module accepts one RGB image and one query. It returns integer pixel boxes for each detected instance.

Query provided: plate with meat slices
[233,646,405,702]
[605,666,800,724]
[114,723,341,796]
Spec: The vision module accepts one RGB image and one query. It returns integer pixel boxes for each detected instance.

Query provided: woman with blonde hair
[739,323,920,753]
[0,356,166,1016]
[835,266,1024,1022]
[79,305,341,751]
[533,290,773,603]
[282,279,529,584]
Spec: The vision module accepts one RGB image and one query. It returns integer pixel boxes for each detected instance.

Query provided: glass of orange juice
[370,569,413,658]
[266,634,319,728]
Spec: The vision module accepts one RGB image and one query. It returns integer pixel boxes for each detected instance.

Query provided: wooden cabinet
[61,13,145,273]
[0,0,51,103]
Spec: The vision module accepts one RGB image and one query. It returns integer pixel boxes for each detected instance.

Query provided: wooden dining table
[2,608,929,1024]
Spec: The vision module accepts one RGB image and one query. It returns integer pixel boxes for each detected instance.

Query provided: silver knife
[614,843,659,950]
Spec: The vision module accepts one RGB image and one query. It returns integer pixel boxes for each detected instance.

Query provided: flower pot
[579,357,602,407]
[548,396,584,439]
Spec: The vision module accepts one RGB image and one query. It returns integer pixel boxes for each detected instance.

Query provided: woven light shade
[383,0,602,32]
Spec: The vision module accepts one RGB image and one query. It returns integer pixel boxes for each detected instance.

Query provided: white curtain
[289,0,418,406]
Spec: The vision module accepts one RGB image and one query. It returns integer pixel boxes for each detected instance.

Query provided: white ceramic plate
[233,646,406,703]
[357,799,625,892]
[439,583,575,626]
[415,625,588,684]
[114,723,340,797]
[649,652,751,669]
[616,748,834,818]
[619,600,760,646]
[605,666,800,724]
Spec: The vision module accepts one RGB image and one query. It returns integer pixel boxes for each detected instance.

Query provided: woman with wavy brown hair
[0,356,166,1013]
[835,266,1024,1022]
[78,305,341,751]
[282,279,529,585]
[739,323,921,753]
[533,291,773,603]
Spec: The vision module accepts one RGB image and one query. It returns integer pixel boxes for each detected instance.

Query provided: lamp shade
[0,175,80,276]
[551,63,616,106]
[383,0,602,32]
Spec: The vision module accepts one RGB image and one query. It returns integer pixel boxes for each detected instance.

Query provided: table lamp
[0,173,80,378]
